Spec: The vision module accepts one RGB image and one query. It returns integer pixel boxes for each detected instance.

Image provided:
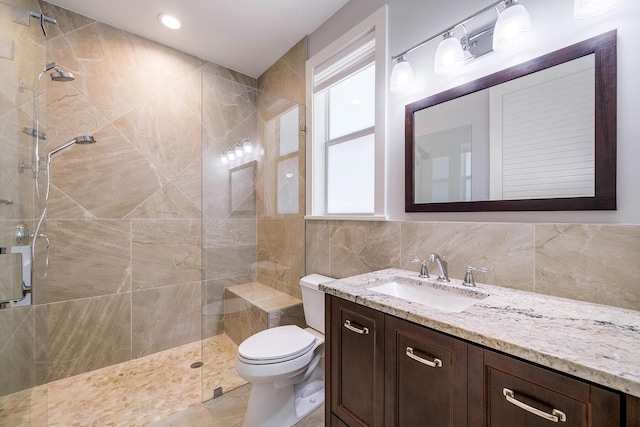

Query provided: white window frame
[305,6,388,220]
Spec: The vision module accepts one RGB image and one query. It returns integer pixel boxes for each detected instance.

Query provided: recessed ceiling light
[158,13,182,30]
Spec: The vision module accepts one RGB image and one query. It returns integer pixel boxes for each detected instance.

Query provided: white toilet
[235,274,333,427]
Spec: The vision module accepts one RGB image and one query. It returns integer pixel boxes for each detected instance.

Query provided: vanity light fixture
[389,56,414,93]
[242,139,253,154]
[573,0,625,17]
[492,0,533,52]
[221,139,254,165]
[158,13,182,30]
[434,31,465,75]
[389,0,533,93]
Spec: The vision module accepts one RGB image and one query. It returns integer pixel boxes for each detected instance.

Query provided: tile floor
[150,384,324,427]
[1,334,319,426]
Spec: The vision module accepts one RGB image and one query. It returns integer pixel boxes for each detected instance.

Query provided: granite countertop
[319,268,640,398]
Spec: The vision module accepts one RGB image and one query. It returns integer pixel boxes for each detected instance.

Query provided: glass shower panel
[0,0,48,425]
[200,70,305,402]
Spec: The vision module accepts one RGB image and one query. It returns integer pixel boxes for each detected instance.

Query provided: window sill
[304,215,388,222]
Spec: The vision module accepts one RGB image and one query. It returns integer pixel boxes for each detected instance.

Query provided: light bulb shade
[227,151,236,161]
[234,145,244,157]
[243,140,253,153]
[390,57,414,93]
[493,2,533,52]
[221,153,228,164]
[434,35,465,75]
[573,0,624,17]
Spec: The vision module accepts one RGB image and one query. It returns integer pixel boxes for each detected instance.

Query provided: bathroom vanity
[321,269,640,426]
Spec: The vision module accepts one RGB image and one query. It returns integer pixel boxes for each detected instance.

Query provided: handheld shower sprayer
[32,135,97,280]
[47,135,97,161]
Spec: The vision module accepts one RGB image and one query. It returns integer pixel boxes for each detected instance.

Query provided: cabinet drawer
[480,350,621,427]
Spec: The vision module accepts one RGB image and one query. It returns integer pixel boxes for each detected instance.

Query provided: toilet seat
[238,325,317,365]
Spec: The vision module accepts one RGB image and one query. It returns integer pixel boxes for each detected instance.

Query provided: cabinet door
[330,296,385,427]
[385,317,467,427]
[471,349,621,427]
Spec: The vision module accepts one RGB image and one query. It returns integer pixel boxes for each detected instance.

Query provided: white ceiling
[44,0,349,78]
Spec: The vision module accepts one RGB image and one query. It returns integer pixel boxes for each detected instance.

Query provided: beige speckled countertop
[319,268,640,398]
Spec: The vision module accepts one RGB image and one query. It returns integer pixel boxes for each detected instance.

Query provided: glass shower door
[0,0,48,425]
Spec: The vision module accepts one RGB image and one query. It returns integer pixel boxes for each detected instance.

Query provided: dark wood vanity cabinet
[468,347,621,426]
[328,295,385,427]
[326,295,627,427]
[327,296,467,427]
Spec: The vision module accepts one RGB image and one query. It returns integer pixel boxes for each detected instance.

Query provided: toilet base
[242,362,324,427]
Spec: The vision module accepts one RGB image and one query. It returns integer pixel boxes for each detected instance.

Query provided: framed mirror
[405,31,616,212]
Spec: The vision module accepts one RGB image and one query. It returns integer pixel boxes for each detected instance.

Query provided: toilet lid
[238,325,316,363]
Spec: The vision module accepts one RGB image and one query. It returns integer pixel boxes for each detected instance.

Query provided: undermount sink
[369,278,489,313]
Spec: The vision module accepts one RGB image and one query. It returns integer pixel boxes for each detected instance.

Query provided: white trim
[304,215,388,222]
[306,5,388,219]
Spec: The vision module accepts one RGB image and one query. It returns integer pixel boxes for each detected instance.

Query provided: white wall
[308,0,640,224]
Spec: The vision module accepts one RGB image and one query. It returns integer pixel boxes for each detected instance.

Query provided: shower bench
[223,282,306,346]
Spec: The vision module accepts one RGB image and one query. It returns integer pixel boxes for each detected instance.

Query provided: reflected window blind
[500,66,595,200]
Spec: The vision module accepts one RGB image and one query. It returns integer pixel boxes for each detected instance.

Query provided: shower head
[47,135,97,160]
[37,62,75,82]
[50,67,75,82]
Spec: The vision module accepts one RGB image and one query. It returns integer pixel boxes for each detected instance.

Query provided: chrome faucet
[410,258,429,278]
[428,253,450,282]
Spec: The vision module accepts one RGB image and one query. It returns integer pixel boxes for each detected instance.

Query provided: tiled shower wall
[36,1,260,384]
[306,220,640,311]
[255,39,307,300]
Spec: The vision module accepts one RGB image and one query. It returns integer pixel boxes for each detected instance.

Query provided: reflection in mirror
[406,31,616,212]
[229,161,256,217]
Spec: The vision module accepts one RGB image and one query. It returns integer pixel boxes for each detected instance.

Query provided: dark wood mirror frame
[405,30,616,212]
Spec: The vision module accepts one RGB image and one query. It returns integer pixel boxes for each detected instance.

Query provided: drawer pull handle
[343,320,369,335]
[503,388,567,423]
[406,347,442,368]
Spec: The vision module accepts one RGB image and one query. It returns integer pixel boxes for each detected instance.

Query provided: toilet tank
[300,274,334,334]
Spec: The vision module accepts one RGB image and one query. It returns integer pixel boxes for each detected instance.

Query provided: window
[306,6,387,219]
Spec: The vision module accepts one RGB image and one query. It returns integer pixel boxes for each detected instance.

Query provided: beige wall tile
[126,183,201,219]
[47,219,131,302]
[0,307,35,395]
[46,22,204,122]
[47,185,95,220]
[206,218,256,248]
[44,293,131,382]
[401,222,535,291]
[132,282,201,358]
[132,219,202,290]
[114,86,202,180]
[535,224,640,310]
[50,124,169,219]
[329,221,402,278]
[173,157,203,210]
[205,245,257,281]
[257,218,305,290]
[44,81,108,144]
[305,221,331,277]
[257,38,307,105]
